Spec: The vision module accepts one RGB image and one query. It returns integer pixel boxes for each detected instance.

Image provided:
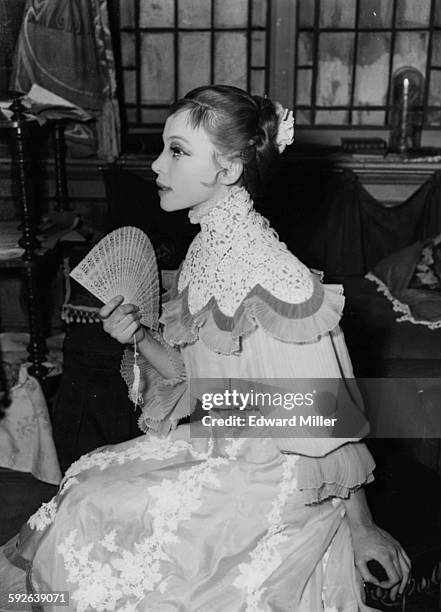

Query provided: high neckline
[188,186,253,227]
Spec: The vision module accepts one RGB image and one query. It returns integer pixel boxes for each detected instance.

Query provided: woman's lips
[156,182,172,192]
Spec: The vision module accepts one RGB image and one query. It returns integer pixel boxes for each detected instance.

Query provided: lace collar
[188,186,253,228]
[177,186,314,317]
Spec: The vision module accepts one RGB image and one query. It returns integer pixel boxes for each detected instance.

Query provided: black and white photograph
[0,1,440,610]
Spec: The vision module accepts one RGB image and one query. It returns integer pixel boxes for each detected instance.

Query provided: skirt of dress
[0,428,376,612]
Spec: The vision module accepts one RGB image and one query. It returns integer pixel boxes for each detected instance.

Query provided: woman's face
[151,110,228,212]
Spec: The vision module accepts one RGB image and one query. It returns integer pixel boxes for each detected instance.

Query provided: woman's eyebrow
[167,135,192,146]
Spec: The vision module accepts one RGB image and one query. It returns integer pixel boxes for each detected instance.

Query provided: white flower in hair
[275,105,295,153]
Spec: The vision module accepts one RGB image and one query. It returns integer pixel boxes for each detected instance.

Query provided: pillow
[365,234,441,329]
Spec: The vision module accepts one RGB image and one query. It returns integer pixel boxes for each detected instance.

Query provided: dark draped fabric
[264,166,441,278]
[52,323,140,474]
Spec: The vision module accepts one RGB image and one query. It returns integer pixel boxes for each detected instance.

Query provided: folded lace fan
[70,226,160,330]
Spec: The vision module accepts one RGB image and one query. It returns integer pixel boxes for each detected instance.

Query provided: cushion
[365,235,441,329]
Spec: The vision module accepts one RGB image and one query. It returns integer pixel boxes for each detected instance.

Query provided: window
[115,0,270,130]
[295,0,441,129]
[112,0,441,147]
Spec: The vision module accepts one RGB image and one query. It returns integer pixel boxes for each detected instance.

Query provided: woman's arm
[99,295,177,379]
[344,488,411,600]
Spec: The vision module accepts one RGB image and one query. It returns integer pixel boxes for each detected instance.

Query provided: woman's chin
[158,194,175,211]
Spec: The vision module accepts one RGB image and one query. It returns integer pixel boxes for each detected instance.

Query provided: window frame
[111,0,440,150]
[274,0,440,147]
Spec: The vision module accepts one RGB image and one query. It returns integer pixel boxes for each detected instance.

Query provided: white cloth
[0,365,61,485]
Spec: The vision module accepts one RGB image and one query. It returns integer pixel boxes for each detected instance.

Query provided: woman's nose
[151,150,164,175]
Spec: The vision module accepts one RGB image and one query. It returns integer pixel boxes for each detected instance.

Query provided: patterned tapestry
[10,0,120,161]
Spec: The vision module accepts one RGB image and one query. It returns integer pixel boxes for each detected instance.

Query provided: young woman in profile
[1,85,410,611]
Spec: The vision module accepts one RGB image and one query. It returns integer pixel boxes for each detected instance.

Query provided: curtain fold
[274,168,441,277]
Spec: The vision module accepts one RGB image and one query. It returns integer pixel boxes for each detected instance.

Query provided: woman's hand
[99,295,145,345]
[350,522,411,601]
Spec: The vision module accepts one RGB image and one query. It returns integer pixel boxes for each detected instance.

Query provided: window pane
[119,0,135,28]
[140,34,174,103]
[298,0,314,28]
[396,0,431,27]
[214,0,248,28]
[426,109,441,126]
[358,0,393,28]
[123,71,136,104]
[436,0,441,26]
[352,110,386,125]
[214,33,247,88]
[252,0,267,27]
[298,32,313,66]
[121,33,136,67]
[178,0,211,28]
[432,32,441,67]
[319,0,356,28]
[126,108,137,124]
[251,31,266,66]
[315,110,349,124]
[250,69,265,95]
[429,71,441,106]
[140,0,174,28]
[393,32,429,75]
[296,69,312,105]
[296,109,311,125]
[141,108,168,124]
[354,33,390,105]
[317,33,354,106]
[179,33,211,97]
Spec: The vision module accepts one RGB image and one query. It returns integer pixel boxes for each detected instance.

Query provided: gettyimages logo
[189,378,368,439]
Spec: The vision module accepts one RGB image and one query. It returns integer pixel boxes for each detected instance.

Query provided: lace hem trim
[162,275,345,354]
[365,272,441,330]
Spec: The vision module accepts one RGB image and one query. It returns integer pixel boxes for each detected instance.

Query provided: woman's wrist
[343,488,375,531]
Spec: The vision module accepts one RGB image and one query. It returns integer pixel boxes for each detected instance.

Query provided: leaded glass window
[295,0,441,127]
[116,0,270,130]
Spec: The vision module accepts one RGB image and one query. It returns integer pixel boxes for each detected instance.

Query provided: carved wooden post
[9,97,48,380]
[53,120,71,211]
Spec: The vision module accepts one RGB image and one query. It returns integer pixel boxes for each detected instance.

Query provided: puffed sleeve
[294,442,376,505]
[120,331,189,435]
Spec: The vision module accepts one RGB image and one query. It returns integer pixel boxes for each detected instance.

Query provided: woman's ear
[218,156,243,186]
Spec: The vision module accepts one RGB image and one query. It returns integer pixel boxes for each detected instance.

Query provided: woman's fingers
[99,296,142,344]
[357,562,382,587]
[99,295,124,319]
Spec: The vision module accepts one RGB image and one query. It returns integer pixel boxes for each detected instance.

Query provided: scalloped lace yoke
[179,187,314,317]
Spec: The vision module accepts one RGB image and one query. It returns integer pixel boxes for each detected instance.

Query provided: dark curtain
[265,166,441,277]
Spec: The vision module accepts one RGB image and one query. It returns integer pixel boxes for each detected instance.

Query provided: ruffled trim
[366,272,441,330]
[120,333,188,435]
[295,442,376,505]
[162,274,344,354]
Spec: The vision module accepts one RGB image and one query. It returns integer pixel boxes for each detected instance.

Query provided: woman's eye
[170,146,185,158]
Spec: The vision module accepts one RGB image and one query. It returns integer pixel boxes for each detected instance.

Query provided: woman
[1,85,410,611]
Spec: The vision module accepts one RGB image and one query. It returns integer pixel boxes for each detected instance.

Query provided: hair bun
[252,95,278,151]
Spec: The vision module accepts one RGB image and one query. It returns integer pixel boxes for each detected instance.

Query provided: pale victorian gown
[0,188,377,611]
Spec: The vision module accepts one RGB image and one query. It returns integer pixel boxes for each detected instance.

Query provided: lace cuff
[120,333,188,435]
[295,442,376,505]
[162,274,344,354]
